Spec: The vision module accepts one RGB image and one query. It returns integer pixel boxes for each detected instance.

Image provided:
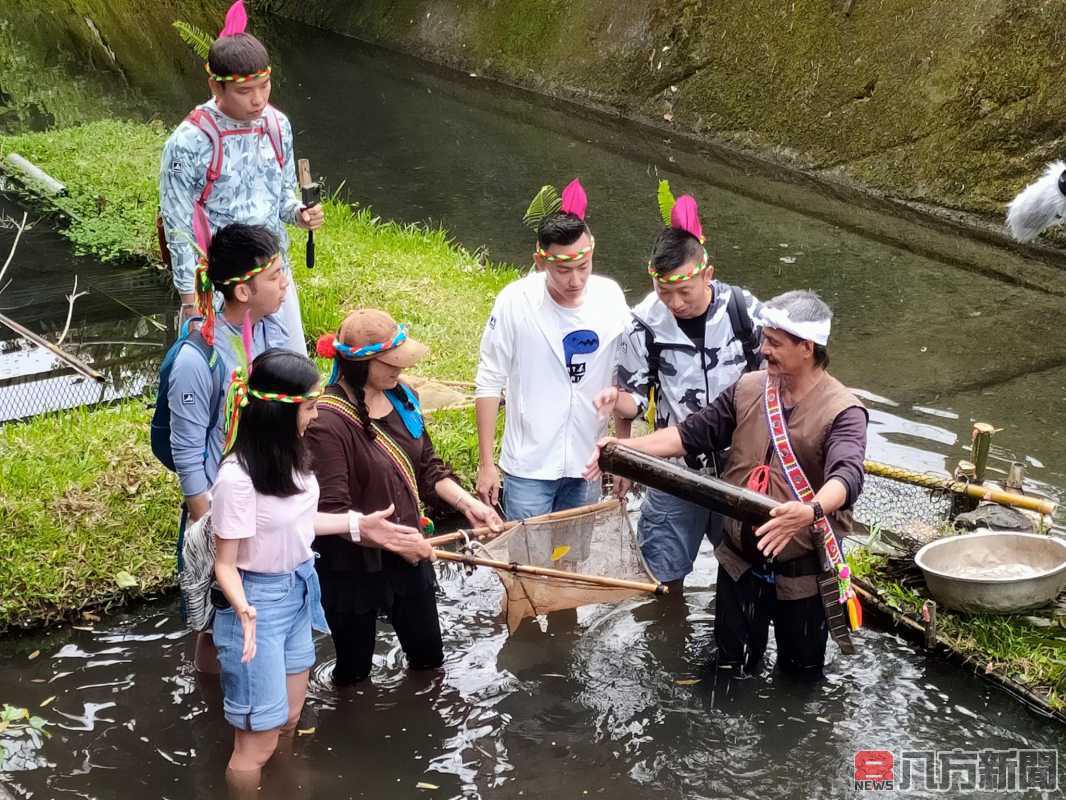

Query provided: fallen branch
[0,312,104,383]
[0,211,28,295]
[55,275,89,347]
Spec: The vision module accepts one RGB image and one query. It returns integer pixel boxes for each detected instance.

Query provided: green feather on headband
[657,179,677,227]
[523,184,562,231]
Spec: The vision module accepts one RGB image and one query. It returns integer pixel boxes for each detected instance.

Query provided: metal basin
[914,532,1066,615]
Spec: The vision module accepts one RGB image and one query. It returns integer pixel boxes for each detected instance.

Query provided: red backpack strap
[186,108,225,206]
[262,105,286,170]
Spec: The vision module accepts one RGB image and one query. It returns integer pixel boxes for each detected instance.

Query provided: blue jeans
[637,486,710,583]
[502,474,600,521]
[213,560,327,731]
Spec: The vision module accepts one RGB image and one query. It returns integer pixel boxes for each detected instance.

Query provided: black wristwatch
[806,501,825,523]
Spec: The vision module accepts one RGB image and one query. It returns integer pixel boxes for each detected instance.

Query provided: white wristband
[347,510,362,543]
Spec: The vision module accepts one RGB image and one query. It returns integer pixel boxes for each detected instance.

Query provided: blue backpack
[150,318,224,471]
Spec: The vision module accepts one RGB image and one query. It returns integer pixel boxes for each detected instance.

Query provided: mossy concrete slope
[262,0,1066,217]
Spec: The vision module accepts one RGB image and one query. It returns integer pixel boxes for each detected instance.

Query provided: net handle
[425,498,623,547]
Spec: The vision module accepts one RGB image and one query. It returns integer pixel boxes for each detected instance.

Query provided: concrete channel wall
[262,0,1066,224]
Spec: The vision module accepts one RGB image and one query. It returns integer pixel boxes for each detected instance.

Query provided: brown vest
[717,370,865,597]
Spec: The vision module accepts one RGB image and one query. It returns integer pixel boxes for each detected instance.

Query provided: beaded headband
[222,366,322,452]
[204,63,272,83]
[647,248,710,284]
[535,235,595,263]
[194,253,279,346]
[316,323,410,384]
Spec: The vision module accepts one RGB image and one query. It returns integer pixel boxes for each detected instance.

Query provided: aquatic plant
[0,704,49,771]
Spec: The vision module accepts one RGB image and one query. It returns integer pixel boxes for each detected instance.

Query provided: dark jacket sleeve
[306,414,354,514]
[823,406,869,507]
[677,383,739,457]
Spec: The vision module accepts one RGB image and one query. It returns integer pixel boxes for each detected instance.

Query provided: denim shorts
[212,562,324,732]
[637,487,711,583]
[502,474,599,521]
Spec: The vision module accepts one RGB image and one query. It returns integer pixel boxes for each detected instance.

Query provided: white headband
[755,306,831,346]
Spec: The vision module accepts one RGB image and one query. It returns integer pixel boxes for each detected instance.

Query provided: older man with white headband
[586,290,868,680]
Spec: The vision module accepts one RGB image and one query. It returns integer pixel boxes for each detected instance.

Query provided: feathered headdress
[648,179,709,283]
[174,1,271,82]
[523,178,588,230]
[1006,161,1066,242]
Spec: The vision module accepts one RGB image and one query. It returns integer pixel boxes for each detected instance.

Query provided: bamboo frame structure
[863,460,1055,516]
[431,548,667,594]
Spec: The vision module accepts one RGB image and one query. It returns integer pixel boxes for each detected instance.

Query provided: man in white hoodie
[475,180,630,520]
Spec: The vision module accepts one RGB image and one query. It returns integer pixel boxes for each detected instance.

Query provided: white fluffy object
[1006,160,1066,242]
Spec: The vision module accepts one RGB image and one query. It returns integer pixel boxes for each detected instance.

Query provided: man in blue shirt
[169,223,289,671]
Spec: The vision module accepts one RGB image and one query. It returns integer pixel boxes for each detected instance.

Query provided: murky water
[2,548,1063,799]
[1,9,1065,798]
[0,194,172,421]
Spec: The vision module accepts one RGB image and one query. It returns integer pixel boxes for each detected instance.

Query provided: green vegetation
[0,120,167,262]
[848,550,1064,713]
[0,402,180,630]
[0,120,519,631]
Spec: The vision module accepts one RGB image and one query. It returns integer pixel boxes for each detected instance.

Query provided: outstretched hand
[460,497,504,532]
[592,387,619,420]
[359,503,434,563]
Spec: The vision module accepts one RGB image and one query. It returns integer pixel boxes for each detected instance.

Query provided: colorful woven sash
[763,378,862,640]
[318,394,434,533]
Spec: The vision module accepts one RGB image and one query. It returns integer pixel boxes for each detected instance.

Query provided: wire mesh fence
[0,317,170,425]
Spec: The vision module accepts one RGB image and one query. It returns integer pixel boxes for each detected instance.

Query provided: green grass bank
[0,119,518,632]
[848,550,1064,715]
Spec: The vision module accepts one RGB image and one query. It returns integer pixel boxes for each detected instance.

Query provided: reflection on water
[0,195,172,421]
[1,548,1061,799]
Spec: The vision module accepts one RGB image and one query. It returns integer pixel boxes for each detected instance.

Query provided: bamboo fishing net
[476,499,656,632]
[853,474,953,543]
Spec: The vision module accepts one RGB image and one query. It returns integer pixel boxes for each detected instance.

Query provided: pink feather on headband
[219,0,249,37]
[670,195,703,243]
[192,204,212,257]
[560,178,588,221]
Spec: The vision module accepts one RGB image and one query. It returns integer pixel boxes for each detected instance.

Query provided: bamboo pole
[426,499,622,548]
[599,443,776,525]
[0,312,104,382]
[970,422,995,483]
[863,460,1055,516]
[426,522,517,548]
[431,548,667,594]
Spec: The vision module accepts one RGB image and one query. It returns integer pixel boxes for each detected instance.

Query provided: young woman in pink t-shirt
[210,349,432,791]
